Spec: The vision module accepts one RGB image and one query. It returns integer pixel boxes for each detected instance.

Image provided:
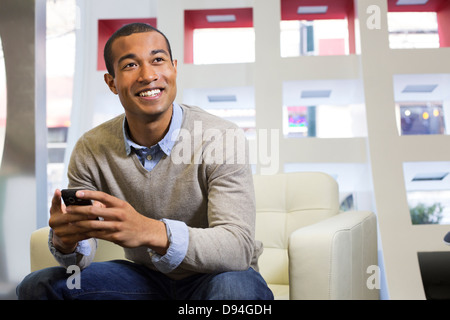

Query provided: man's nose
[138,64,158,83]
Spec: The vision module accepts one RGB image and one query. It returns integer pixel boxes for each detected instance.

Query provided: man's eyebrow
[117,49,169,65]
[150,49,169,56]
[117,53,137,65]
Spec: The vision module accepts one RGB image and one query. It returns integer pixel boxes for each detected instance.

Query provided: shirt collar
[123,103,183,156]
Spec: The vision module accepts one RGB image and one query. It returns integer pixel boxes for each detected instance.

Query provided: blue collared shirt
[123,103,189,273]
[123,102,182,170]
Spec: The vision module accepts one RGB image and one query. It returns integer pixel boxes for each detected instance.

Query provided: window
[193,27,254,64]
[387,0,450,49]
[184,8,254,64]
[183,86,256,138]
[46,0,77,209]
[403,161,450,225]
[280,0,355,57]
[388,12,439,49]
[280,19,350,57]
[397,102,445,135]
[283,79,367,138]
[393,73,450,136]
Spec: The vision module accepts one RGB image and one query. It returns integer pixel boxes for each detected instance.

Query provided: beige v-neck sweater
[67,104,262,279]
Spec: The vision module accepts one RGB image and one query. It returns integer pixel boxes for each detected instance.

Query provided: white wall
[357,0,450,299]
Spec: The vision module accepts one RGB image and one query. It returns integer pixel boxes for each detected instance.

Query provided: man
[17,23,273,300]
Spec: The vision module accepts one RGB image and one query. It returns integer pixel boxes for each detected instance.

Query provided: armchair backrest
[254,172,339,286]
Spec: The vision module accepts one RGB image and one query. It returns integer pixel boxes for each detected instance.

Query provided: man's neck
[125,106,173,148]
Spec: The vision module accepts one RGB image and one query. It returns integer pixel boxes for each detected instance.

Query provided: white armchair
[254,172,379,300]
[30,171,378,300]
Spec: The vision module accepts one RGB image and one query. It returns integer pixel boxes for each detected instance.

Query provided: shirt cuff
[48,228,93,268]
[148,219,189,274]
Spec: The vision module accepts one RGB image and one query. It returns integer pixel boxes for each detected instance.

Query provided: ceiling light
[301,90,331,98]
[412,172,448,181]
[206,14,236,23]
[297,6,328,14]
[207,95,237,102]
[396,0,428,5]
[402,84,437,93]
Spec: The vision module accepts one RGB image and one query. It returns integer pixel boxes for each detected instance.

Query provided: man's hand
[49,189,98,254]
[63,190,169,255]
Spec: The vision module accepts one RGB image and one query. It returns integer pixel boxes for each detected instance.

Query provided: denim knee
[191,268,274,300]
[16,266,67,300]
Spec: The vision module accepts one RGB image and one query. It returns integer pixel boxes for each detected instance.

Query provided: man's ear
[172,59,178,71]
[104,73,118,94]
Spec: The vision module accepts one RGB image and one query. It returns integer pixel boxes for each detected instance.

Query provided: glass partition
[0,37,5,167]
[46,0,77,212]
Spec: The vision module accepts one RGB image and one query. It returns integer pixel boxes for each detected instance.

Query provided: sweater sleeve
[57,136,100,268]
[180,128,257,273]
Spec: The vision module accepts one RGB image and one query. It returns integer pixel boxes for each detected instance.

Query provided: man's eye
[123,62,137,69]
[153,57,164,63]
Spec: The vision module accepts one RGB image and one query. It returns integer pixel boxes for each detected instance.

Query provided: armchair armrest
[30,227,59,272]
[288,211,379,300]
[30,226,127,273]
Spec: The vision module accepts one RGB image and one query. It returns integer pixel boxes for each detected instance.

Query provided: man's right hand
[48,189,96,254]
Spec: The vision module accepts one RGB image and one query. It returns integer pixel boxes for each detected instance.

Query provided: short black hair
[103,22,173,78]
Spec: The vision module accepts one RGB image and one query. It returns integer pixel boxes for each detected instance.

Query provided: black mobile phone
[61,189,93,206]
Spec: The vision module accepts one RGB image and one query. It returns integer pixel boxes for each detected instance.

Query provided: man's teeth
[139,89,161,97]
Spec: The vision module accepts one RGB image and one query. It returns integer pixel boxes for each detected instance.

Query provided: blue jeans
[16,260,273,300]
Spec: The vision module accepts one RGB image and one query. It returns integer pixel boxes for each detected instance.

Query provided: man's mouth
[137,88,162,97]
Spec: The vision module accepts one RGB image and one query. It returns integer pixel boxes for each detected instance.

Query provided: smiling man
[104,29,178,148]
[17,23,273,300]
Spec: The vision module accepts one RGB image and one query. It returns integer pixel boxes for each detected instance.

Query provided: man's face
[104,31,177,122]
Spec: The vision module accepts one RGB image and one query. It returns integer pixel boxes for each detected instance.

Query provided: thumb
[50,189,66,216]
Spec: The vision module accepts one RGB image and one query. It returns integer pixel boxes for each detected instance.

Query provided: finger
[53,226,94,245]
[71,190,127,221]
[50,211,92,231]
[92,200,105,208]
[78,227,125,247]
[68,206,124,221]
[50,189,64,216]
[73,219,119,235]
[65,205,102,221]
[53,209,105,234]
[75,190,121,208]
